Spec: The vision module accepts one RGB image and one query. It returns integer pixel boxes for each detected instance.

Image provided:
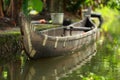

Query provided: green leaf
[30,0,43,12]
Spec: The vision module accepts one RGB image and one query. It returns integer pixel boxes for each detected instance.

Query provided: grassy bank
[0,30,23,65]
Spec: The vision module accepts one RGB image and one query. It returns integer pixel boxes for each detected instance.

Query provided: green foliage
[22,0,43,15]
[0,33,22,65]
[81,72,106,80]
[3,0,10,7]
[65,0,95,13]
[84,0,94,6]
[65,0,84,12]
[28,0,43,12]
[107,0,120,10]
[96,7,120,34]
[65,0,120,13]
[101,0,120,11]
[22,0,29,15]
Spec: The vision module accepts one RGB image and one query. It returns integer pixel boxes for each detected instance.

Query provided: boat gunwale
[34,26,98,41]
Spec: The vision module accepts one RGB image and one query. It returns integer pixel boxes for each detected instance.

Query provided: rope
[42,35,48,46]
[30,49,36,57]
[54,37,59,48]
[63,38,67,47]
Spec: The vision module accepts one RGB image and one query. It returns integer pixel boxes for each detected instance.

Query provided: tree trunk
[0,0,4,18]
[45,0,51,11]
[13,0,23,24]
[41,0,53,12]
[6,0,13,18]
[63,0,68,12]
[6,0,23,24]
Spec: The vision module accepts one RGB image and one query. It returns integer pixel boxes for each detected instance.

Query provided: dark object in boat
[19,13,102,59]
[63,18,72,26]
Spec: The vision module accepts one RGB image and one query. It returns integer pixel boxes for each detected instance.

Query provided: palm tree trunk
[0,0,4,18]
[6,0,14,18]
[13,0,23,23]
[6,0,23,24]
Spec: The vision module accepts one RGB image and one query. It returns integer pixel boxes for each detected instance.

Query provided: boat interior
[39,17,95,37]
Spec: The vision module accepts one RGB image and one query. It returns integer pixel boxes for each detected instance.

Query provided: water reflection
[21,43,96,80]
[60,37,120,80]
[0,43,96,80]
[0,59,21,80]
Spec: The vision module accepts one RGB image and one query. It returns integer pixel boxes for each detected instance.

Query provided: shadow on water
[0,42,96,80]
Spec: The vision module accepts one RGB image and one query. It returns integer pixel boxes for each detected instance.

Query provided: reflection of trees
[60,34,120,80]
[0,60,21,80]
[78,37,120,79]
[0,66,3,79]
[21,43,96,80]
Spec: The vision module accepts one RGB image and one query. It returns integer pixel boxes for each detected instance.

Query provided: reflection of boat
[21,43,97,80]
[20,13,102,59]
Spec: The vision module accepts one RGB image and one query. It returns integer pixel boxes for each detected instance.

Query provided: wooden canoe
[20,14,101,59]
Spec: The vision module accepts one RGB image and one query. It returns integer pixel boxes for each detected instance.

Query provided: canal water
[1,34,120,80]
[0,42,97,80]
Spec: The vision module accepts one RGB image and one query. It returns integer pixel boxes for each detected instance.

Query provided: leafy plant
[28,0,43,12]
[96,7,120,34]
[65,0,84,13]
[22,0,44,16]
[107,0,120,10]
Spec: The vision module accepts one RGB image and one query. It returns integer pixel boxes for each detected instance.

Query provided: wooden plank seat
[63,26,93,36]
[65,26,92,31]
[63,17,95,32]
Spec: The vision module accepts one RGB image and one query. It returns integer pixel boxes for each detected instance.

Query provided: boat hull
[20,15,100,59]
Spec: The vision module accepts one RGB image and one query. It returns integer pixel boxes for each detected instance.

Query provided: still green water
[0,31,120,80]
[60,37,120,80]
[0,30,120,80]
[0,42,97,80]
